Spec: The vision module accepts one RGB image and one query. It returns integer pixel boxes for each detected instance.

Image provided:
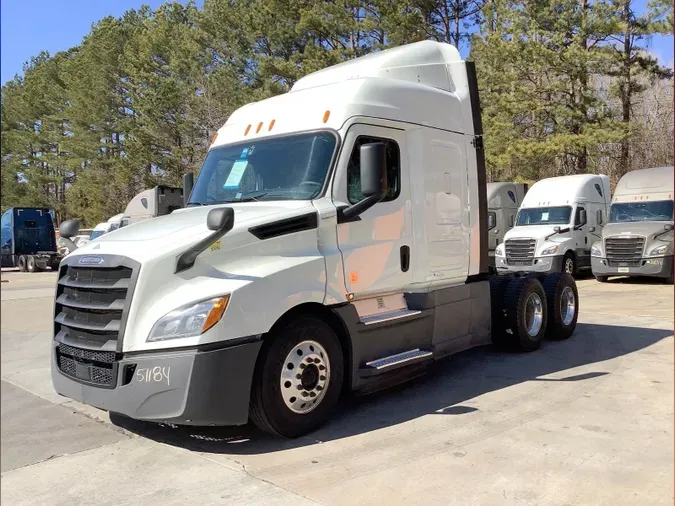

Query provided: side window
[347,136,400,204]
[594,184,603,197]
[1,210,11,228]
[507,190,516,203]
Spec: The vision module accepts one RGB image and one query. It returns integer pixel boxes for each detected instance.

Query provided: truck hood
[72,201,317,263]
[601,221,674,239]
[504,225,571,242]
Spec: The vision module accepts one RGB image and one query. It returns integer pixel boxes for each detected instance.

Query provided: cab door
[332,124,412,299]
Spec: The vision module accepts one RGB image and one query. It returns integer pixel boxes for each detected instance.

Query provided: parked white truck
[495,174,611,276]
[591,166,673,283]
[487,182,528,270]
[52,41,579,438]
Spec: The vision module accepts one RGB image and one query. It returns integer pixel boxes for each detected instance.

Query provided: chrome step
[359,308,421,326]
[363,348,433,372]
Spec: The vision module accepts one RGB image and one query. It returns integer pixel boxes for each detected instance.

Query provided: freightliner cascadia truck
[591,166,673,283]
[52,41,579,438]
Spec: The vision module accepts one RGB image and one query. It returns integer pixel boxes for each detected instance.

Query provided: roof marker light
[256,122,263,133]
[269,119,276,131]
[323,110,331,123]
[244,124,251,135]
[211,132,218,144]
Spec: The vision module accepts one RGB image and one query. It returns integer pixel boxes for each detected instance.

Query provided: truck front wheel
[250,316,344,438]
[503,277,548,352]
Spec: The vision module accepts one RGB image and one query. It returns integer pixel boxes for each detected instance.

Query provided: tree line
[1,0,673,225]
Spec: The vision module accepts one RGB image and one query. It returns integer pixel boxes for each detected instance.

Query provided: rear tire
[250,316,344,438]
[503,277,548,352]
[543,272,578,340]
[26,255,37,273]
[17,255,27,272]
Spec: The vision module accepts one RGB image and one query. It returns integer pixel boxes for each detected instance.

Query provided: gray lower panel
[332,280,493,390]
[496,255,564,274]
[51,339,262,426]
[591,255,673,279]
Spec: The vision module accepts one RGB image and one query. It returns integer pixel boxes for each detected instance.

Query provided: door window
[347,136,400,204]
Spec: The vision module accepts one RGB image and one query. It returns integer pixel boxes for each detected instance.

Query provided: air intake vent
[249,212,318,240]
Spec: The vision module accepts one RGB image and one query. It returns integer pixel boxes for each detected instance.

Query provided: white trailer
[52,41,580,438]
[495,174,611,276]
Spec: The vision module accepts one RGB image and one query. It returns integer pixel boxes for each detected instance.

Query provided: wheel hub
[525,292,544,337]
[280,340,330,414]
[560,286,576,326]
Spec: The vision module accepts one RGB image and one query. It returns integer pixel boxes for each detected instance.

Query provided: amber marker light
[244,124,251,135]
[202,295,230,333]
[256,121,263,133]
[269,119,276,131]
[323,110,331,123]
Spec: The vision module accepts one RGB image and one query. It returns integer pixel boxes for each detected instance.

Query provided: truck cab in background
[487,182,528,271]
[52,41,580,439]
[591,166,674,283]
[496,174,610,276]
[1,207,61,272]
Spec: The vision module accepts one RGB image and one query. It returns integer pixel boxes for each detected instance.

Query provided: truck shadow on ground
[111,322,672,454]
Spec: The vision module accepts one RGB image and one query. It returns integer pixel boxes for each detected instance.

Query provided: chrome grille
[605,236,645,267]
[505,239,536,266]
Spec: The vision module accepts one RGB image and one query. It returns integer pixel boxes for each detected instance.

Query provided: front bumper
[495,255,564,274]
[591,255,673,279]
[51,338,262,426]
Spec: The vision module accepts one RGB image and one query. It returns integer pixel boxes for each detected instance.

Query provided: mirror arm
[338,195,382,223]
[176,228,229,273]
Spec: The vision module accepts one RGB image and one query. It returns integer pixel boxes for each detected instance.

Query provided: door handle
[400,245,410,272]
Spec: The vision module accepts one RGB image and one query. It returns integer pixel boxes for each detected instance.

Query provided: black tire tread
[489,276,512,347]
[503,277,547,352]
[543,272,578,340]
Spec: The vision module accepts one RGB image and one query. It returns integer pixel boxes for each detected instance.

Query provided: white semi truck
[495,174,611,276]
[591,166,673,283]
[52,41,579,438]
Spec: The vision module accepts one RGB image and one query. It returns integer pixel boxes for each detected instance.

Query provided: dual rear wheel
[490,272,578,352]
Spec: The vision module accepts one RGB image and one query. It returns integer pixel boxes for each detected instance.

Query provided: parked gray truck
[487,182,528,270]
[591,166,674,283]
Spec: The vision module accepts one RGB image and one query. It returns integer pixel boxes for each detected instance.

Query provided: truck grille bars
[505,239,536,266]
[605,236,645,267]
[53,256,139,387]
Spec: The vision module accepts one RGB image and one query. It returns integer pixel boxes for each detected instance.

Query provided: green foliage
[1,0,673,222]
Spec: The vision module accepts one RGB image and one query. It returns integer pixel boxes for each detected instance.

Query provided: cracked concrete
[1,270,673,505]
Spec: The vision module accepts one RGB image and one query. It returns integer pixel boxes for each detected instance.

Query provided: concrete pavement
[1,270,673,505]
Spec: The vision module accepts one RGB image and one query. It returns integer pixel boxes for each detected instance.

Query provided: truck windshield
[516,206,572,226]
[188,131,337,206]
[609,200,673,223]
[89,230,105,240]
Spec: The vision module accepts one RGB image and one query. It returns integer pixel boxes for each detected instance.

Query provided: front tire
[250,316,344,438]
[503,277,548,352]
[543,272,578,340]
[562,252,576,277]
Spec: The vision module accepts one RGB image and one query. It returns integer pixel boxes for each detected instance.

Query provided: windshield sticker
[240,148,249,159]
[223,160,249,189]
[541,212,549,220]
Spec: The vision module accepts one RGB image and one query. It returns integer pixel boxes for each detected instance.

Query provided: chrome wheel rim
[564,257,574,274]
[560,286,576,326]
[525,293,544,337]
[280,340,330,414]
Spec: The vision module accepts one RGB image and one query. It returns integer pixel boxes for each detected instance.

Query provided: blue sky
[1,0,673,85]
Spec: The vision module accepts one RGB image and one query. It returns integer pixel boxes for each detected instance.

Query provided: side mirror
[588,226,596,233]
[207,207,235,233]
[183,172,194,208]
[59,219,80,239]
[487,214,496,230]
[340,143,387,221]
[175,207,235,273]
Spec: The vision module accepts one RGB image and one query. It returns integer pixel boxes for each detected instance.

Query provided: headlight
[591,245,602,257]
[147,296,230,342]
[540,245,559,256]
[495,243,505,256]
[648,244,669,257]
